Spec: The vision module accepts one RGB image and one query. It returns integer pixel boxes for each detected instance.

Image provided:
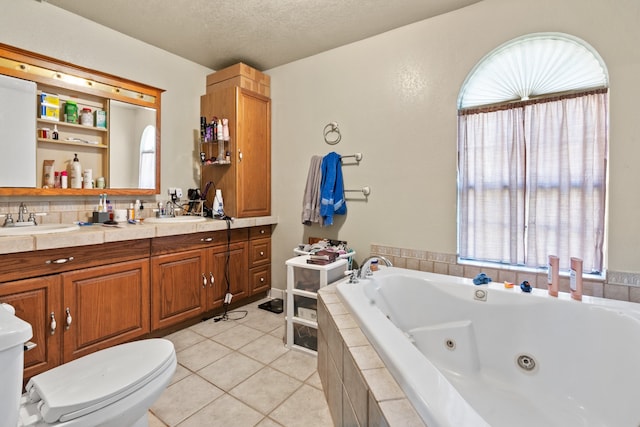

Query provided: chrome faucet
[357,255,393,279]
[17,203,28,223]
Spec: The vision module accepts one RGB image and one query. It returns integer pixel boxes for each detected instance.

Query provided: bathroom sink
[0,223,80,236]
[143,216,206,224]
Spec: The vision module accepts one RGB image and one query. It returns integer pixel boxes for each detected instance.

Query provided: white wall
[0,0,212,196]
[268,0,640,288]
[3,0,640,292]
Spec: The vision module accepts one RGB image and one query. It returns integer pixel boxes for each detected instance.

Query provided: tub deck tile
[362,367,405,402]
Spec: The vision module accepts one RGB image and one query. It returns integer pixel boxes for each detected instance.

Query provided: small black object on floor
[258,298,283,314]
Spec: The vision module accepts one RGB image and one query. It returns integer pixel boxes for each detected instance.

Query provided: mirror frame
[0,43,164,196]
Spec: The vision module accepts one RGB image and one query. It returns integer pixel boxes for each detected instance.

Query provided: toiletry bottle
[213,189,224,216]
[54,171,61,188]
[547,255,559,297]
[60,171,68,189]
[128,203,135,220]
[570,257,583,301]
[52,125,59,140]
[134,200,142,218]
[217,118,224,142]
[222,118,230,141]
[70,153,82,189]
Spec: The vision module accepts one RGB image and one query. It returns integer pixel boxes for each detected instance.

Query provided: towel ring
[323,122,342,145]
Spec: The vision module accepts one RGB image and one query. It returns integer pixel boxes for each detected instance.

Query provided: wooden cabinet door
[151,249,206,330]
[0,275,62,380]
[206,242,248,310]
[236,87,271,217]
[250,265,271,295]
[62,259,150,362]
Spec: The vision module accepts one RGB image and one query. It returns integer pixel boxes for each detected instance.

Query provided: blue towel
[320,152,346,226]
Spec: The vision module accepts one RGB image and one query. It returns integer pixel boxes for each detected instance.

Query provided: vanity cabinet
[249,225,271,295]
[0,240,151,380]
[201,64,271,218]
[150,228,250,329]
[0,275,62,380]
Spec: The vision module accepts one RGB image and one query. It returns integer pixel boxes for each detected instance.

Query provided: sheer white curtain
[458,91,608,273]
[524,92,608,272]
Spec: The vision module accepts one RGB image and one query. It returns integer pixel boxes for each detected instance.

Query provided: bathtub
[336,267,640,427]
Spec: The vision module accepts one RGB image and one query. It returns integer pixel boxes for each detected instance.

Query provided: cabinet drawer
[250,265,271,295]
[0,239,150,283]
[249,225,271,239]
[249,238,271,267]
[151,228,248,255]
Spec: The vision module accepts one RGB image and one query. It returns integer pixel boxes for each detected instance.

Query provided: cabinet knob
[210,272,214,287]
[50,312,57,335]
[200,237,214,243]
[202,273,207,288]
[260,277,265,283]
[238,150,243,161]
[260,251,265,257]
[65,307,72,330]
[260,229,265,234]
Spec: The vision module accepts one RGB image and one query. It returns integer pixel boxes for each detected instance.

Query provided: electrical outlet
[175,188,183,198]
[168,188,176,197]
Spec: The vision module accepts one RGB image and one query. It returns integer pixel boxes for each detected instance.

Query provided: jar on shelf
[64,101,78,123]
[80,108,93,126]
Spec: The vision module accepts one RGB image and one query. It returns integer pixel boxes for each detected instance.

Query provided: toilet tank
[0,303,33,427]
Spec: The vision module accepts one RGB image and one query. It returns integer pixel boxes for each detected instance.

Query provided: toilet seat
[25,339,175,424]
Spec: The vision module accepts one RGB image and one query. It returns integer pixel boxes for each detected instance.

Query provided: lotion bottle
[570,257,583,301]
[213,189,224,217]
[547,255,559,297]
[70,153,82,189]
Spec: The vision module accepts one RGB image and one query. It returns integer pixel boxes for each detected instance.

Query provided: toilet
[0,303,176,427]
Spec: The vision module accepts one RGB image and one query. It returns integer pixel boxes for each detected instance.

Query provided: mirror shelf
[0,43,164,196]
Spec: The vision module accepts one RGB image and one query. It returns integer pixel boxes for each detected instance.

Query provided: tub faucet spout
[358,256,392,278]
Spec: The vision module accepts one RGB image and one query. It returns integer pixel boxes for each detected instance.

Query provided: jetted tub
[336,267,640,427]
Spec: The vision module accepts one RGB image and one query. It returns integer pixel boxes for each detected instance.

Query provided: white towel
[302,155,323,225]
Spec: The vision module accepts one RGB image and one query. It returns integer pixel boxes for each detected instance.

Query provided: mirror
[109,100,157,189]
[0,42,163,196]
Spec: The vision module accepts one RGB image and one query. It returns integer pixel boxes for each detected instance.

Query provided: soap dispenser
[70,153,82,189]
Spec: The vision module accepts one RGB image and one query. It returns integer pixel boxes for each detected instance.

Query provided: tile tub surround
[371,244,640,304]
[317,285,426,427]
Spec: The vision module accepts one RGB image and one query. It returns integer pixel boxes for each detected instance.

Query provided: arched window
[138,125,156,189]
[457,33,609,274]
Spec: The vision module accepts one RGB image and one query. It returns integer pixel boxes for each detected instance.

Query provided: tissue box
[92,212,110,223]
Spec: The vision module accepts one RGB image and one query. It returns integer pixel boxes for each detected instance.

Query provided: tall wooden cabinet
[200,64,271,218]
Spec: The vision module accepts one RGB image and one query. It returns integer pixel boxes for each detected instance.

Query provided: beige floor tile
[170,363,191,386]
[269,323,286,340]
[176,394,263,427]
[165,328,207,352]
[240,310,285,333]
[177,339,233,371]
[151,374,224,426]
[148,411,167,427]
[239,333,289,364]
[305,371,323,390]
[189,316,239,338]
[230,366,302,414]
[198,352,264,391]
[269,384,334,427]
[255,417,284,427]
[211,323,265,350]
[270,349,318,382]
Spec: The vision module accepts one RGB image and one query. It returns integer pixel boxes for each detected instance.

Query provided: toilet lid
[25,338,175,424]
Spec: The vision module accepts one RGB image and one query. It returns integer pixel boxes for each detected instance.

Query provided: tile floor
[148,299,334,427]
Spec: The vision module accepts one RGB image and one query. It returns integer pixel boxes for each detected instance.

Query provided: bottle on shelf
[70,153,82,189]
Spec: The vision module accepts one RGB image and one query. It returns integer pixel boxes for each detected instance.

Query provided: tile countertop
[0,216,278,255]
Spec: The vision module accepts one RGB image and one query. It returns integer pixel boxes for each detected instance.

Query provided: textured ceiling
[45,0,482,71]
